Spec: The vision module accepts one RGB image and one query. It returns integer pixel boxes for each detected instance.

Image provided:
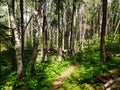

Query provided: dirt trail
[50,63,79,90]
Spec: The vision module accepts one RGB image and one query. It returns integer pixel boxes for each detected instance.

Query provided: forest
[0,0,120,90]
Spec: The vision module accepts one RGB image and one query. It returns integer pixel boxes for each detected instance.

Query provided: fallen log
[103,77,120,90]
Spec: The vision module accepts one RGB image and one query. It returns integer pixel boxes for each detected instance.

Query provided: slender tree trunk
[50,27,53,49]
[79,6,82,50]
[98,11,101,43]
[42,0,48,61]
[7,0,16,70]
[56,28,59,49]
[10,29,16,69]
[62,5,66,50]
[30,15,39,76]
[57,0,62,61]
[20,0,24,63]
[81,18,86,50]
[30,0,41,75]
[62,30,65,51]
[8,0,23,79]
[70,0,76,57]
[100,0,107,62]
[15,26,23,79]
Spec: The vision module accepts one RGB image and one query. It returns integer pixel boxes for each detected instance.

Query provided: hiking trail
[50,63,79,90]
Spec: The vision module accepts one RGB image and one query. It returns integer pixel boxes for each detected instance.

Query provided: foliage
[0,52,72,90]
[1,44,120,90]
[0,0,120,89]
[62,50,120,90]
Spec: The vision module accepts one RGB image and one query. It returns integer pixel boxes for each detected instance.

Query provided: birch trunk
[8,0,23,79]
[30,0,41,75]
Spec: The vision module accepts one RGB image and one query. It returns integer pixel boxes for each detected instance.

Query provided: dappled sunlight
[61,50,120,90]
[1,0,120,89]
[51,63,79,90]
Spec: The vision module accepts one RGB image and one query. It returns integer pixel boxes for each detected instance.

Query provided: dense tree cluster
[0,0,120,87]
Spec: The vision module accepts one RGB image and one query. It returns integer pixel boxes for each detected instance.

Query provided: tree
[30,0,42,75]
[7,0,23,79]
[100,0,107,62]
[20,0,24,63]
[70,0,76,57]
[42,0,48,61]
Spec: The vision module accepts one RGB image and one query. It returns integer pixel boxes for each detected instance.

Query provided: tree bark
[57,0,62,61]
[30,0,41,76]
[100,0,107,62]
[78,5,82,50]
[7,3,16,69]
[7,0,23,79]
[42,0,48,61]
[20,0,24,63]
[70,0,76,57]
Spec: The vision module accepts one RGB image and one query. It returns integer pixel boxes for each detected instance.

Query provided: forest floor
[50,62,80,90]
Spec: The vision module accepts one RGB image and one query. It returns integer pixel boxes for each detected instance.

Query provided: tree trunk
[56,28,59,49]
[70,0,76,57]
[42,0,48,61]
[8,0,23,79]
[81,17,86,50]
[30,17,39,76]
[7,0,16,70]
[30,0,41,76]
[78,6,82,50]
[100,0,107,62]
[20,0,24,63]
[97,11,101,43]
[57,0,62,61]
[50,27,54,49]
[62,4,67,51]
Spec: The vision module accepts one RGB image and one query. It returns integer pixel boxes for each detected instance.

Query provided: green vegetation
[1,46,120,90]
[0,51,72,90]
[61,49,120,90]
[0,0,120,90]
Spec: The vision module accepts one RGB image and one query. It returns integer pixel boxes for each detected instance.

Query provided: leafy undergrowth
[1,47,120,90]
[60,50,120,90]
[0,54,72,90]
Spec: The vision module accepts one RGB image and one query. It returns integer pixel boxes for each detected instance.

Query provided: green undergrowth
[34,60,72,90]
[1,45,120,90]
[0,54,72,90]
[60,50,120,90]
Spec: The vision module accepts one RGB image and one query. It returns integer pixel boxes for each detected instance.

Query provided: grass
[0,50,72,90]
[0,45,120,90]
[61,50,120,90]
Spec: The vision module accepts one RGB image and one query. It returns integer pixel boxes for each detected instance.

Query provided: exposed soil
[50,63,79,90]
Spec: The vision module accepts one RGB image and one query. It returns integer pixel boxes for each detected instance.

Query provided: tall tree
[7,0,23,79]
[20,0,24,62]
[100,0,107,62]
[42,0,48,61]
[56,0,62,61]
[30,0,42,75]
[7,0,16,69]
[70,0,76,57]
